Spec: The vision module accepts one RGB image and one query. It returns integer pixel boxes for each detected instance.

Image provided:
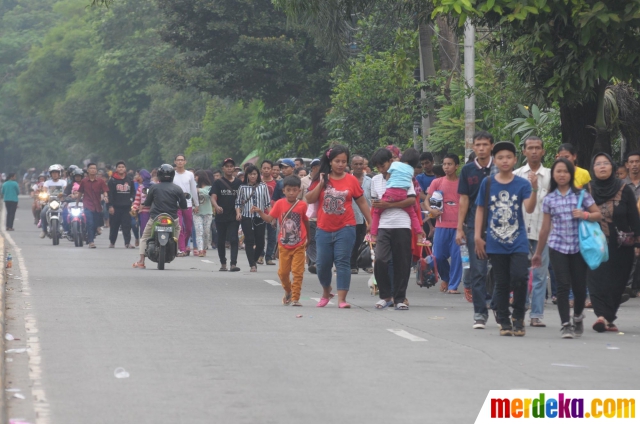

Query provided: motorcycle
[144,192,190,270]
[66,202,87,247]
[44,196,64,245]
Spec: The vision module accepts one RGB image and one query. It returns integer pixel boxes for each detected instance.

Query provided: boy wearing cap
[474,141,537,337]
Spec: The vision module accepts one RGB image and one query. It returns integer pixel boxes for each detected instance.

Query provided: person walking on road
[349,155,372,274]
[513,136,551,328]
[301,158,320,273]
[78,163,109,248]
[193,171,213,257]
[107,161,136,249]
[235,165,270,272]
[253,176,309,305]
[2,173,19,231]
[211,158,242,272]
[260,160,277,266]
[306,145,372,309]
[586,153,640,333]
[172,154,199,256]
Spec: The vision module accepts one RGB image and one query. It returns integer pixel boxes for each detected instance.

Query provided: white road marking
[310,297,334,305]
[264,280,281,286]
[2,208,50,423]
[387,329,427,342]
[200,259,215,264]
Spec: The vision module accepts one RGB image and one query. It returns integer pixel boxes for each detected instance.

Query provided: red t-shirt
[78,177,109,212]
[264,179,276,205]
[309,174,364,232]
[428,177,460,229]
[269,199,308,249]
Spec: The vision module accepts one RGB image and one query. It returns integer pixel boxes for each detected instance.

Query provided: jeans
[527,240,549,319]
[109,206,132,246]
[349,223,368,269]
[85,209,102,243]
[131,216,139,241]
[265,222,277,260]
[216,219,239,265]
[433,227,462,291]
[374,228,412,304]
[549,249,587,325]
[465,226,489,321]
[315,226,356,291]
[241,217,266,267]
[62,207,70,232]
[490,253,529,325]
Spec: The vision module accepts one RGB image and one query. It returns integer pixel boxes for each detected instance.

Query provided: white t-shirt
[172,171,199,208]
[370,174,415,229]
[43,179,67,195]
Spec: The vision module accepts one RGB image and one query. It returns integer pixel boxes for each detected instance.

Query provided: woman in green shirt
[193,171,213,257]
[2,173,20,231]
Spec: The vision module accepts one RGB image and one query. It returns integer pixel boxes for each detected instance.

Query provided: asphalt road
[3,196,640,424]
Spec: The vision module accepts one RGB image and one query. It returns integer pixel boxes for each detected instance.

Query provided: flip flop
[440,281,448,292]
[282,293,292,305]
[375,299,393,309]
[395,303,409,310]
[316,297,331,307]
[132,262,146,269]
[339,302,351,309]
[448,290,460,294]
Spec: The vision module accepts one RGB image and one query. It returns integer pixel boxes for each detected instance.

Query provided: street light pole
[464,20,476,163]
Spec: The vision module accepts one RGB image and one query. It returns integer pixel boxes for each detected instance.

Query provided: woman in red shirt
[306,146,372,308]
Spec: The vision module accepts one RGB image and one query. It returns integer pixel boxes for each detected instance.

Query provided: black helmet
[72,168,84,179]
[157,164,175,182]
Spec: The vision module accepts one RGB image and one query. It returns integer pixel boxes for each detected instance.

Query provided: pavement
[2,196,640,424]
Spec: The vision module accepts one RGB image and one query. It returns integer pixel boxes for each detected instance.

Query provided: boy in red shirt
[253,176,309,306]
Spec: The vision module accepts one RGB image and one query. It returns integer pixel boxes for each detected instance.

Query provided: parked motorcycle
[66,202,87,247]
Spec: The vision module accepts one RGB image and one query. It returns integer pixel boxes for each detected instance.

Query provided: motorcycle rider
[133,164,188,269]
[39,164,67,238]
[31,173,47,224]
[63,168,85,233]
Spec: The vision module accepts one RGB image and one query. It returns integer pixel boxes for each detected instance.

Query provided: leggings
[193,214,213,251]
[241,217,266,267]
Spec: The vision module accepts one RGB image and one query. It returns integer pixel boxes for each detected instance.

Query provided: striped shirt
[235,183,271,218]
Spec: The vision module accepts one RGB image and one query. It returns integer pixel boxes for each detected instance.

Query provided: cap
[281,159,295,168]
[310,158,320,167]
[222,158,235,166]
[492,141,517,156]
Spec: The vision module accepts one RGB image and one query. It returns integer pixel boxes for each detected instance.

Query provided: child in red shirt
[253,176,309,306]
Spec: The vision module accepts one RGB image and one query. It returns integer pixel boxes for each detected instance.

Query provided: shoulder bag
[577,189,609,270]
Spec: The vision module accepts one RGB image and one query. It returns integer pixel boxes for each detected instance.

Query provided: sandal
[198,251,205,257]
[250,266,257,272]
[282,292,292,305]
[229,266,240,272]
[440,281,448,292]
[177,252,187,257]
[339,302,351,309]
[375,299,393,309]
[448,290,460,294]
[132,262,146,269]
[89,243,96,249]
[593,317,606,333]
[530,318,546,327]
[291,300,302,307]
[395,302,409,310]
[606,322,619,332]
[219,266,228,272]
[316,297,331,307]
[464,287,473,303]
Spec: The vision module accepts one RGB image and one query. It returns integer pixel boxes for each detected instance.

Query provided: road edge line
[0,203,6,424]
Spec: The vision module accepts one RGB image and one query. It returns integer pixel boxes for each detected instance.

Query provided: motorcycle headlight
[71,208,81,216]
[38,193,49,200]
[50,201,60,210]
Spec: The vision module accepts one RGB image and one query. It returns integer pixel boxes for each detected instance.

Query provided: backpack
[416,244,439,288]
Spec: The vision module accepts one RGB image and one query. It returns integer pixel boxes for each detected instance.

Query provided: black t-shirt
[210,177,242,222]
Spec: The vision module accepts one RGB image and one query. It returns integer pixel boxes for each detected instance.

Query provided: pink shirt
[428,177,460,229]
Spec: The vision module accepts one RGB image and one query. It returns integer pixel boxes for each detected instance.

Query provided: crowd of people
[3,133,640,338]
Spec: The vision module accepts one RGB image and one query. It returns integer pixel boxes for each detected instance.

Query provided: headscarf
[139,169,152,189]
[385,145,402,160]
[589,152,623,204]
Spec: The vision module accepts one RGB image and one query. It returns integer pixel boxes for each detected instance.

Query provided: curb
[0,201,7,424]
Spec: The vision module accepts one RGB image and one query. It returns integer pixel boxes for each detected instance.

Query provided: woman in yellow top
[556,144,591,188]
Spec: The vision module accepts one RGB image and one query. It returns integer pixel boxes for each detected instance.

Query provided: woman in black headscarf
[587,153,640,332]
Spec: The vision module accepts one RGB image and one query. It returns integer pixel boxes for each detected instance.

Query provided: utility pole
[464,21,475,163]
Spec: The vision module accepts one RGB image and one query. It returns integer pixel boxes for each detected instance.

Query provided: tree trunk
[419,21,436,152]
[592,80,612,156]
[559,99,597,168]
[436,15,459,73]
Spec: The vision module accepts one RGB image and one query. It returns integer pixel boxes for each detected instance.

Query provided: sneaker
[551,296,557,304]
[560,323,575,339]
[492,310,501,329]
[500,326,513,336]
[573,313,584,337]
[257,256,264,265]
[109,244,115,248]
[308,264,317,274]
[351,269,358,274]
[472,319,486,329]
[266,260,276,265]
[620,293,630,304]
[512,319,526,337]
[39,231,46,239]
[365,267,373,274]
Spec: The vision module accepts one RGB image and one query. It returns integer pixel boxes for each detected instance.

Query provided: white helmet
[48,164,64,173]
